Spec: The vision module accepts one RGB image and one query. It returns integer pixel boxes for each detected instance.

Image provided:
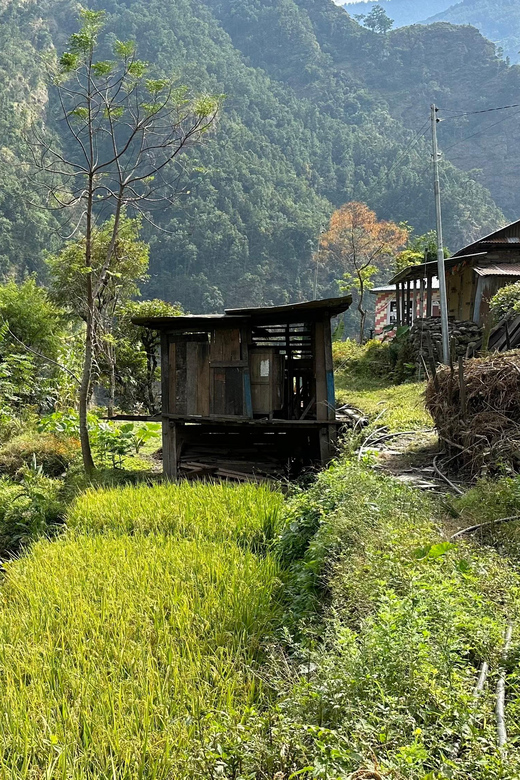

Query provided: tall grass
[0,480,284,778]
[67,481,284,550]
[0,534,280,778]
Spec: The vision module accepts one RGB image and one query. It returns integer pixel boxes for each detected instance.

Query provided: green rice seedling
[0,533,281,778]
[67,481,284,550]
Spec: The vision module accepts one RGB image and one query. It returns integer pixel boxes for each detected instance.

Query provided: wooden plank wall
[210,328,246,416]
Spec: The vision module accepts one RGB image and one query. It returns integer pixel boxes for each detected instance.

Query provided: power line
[438,103,520,119]
[441,108,520,154]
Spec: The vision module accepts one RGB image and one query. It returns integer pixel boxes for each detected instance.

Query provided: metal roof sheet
[474,264,520,277]
[133,295,353,330]
[388,253,488,285]
[225,295,352,318]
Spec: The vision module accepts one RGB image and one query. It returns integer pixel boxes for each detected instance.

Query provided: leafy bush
[333,332,415,386]
[0,433,79,478]
[490,281,520,321]
[0,471,64,556]
[38,410,160,468]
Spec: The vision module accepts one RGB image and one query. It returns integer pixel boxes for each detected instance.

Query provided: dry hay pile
[425,350,520,475]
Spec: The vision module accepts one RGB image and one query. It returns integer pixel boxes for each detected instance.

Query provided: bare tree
[29,9,220,474]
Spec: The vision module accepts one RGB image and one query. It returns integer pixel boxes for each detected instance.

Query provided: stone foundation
[410,317,482,363]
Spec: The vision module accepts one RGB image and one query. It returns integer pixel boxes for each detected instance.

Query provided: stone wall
[410,317,482,363]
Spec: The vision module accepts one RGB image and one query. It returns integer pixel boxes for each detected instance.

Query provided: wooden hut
[133,296,352,481]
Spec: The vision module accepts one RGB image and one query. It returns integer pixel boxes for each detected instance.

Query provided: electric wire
[441,108,520,154]
[438,103,520,118]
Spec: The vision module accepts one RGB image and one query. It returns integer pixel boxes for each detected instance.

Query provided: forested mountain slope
[0,0,517,311]
[343,0,520,64]
[426,0,520,64]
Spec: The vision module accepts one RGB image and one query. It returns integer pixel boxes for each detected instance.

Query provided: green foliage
[396,229,450,272]
[0,279,69,413]
[115,298,183,413]
[489,280,520,321]
[0,470,64,557]
[0,433,79,479]
[0,0,510,311]
[426,0,520,64]
[0,278,63,359]
[263,462,520,778]
[46,215,149,322]
[38,410,161,469]
[355,4,394,33]
[332,331,416,386]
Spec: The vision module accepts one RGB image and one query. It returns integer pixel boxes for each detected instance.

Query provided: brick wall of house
[373,290,441,340]
[374,291,394,338]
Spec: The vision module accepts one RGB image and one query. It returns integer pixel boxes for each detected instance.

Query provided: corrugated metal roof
[480,238,520,244]
[474,264,520,277]
[388,253,488,285]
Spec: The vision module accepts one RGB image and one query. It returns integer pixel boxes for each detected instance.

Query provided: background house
[388,220,520,329]
[371,280,440,339]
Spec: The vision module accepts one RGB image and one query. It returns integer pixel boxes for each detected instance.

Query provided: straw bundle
[425,351,520,475]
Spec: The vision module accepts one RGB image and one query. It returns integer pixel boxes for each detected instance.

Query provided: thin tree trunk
[79,297,96,475]
[108,349,116,418]
[358,279,366,344]
[79,150,96,475]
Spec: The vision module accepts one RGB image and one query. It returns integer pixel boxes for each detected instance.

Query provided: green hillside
[427,0,520,63]
[0,0,518,311]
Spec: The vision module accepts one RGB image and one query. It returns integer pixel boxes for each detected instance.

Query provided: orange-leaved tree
[317,202,408,343]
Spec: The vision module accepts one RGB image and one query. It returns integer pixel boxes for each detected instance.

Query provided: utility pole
[431,104,450,365]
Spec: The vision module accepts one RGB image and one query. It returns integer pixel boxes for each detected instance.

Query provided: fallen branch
[496,624,513,755]
[474,661,489,697]
[433,455,464,495]
[450,515,520,541]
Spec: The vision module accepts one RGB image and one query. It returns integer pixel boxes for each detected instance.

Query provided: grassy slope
[268,461,520,779]
[333,340,433,431]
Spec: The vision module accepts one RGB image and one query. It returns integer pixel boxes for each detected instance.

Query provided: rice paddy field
[0,482,284,779]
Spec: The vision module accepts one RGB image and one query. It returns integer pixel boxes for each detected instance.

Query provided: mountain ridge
[0,0,518,312]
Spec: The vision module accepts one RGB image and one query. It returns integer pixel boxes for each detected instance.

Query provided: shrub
[39,410,160,469]
[0,433,79,478]
[0,471,64,556]
[490,281,520,321]
[333,333,415,385]
[254,462,520,779]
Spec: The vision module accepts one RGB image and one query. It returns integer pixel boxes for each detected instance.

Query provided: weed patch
[0,433,79,478]
[249,462,520,779]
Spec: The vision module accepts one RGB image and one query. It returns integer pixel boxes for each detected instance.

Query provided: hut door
[210,328,247,417]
